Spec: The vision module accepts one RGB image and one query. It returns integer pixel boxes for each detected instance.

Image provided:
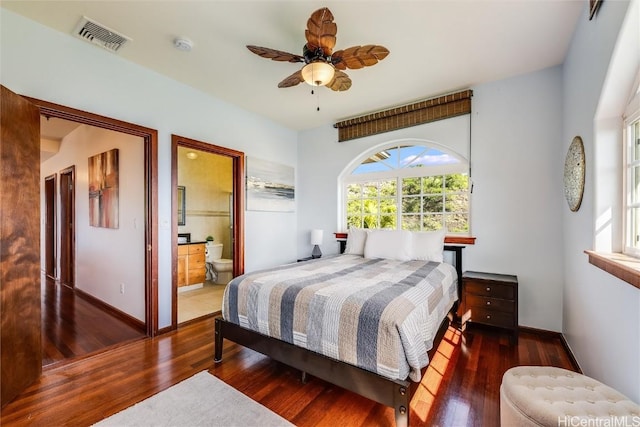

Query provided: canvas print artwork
[88,148,119,228]
[246,157,295,212]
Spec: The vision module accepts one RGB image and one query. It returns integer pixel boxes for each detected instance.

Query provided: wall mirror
[177,186,186,226]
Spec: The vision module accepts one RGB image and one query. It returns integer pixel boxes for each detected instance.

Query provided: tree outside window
[344,143,470,233]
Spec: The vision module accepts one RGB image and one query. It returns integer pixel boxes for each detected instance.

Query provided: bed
[214,229,464,427]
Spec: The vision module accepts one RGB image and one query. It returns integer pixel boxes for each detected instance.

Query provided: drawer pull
[486,287,491,292]
[486,301,491,305]
[486,315,491,319]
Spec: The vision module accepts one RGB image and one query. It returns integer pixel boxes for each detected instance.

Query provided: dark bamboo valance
[333,89,473,142]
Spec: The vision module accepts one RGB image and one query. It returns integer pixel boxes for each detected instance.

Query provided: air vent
[73,16,131,53]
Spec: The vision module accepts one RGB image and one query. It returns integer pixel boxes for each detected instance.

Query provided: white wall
[298,66,565,332]
[469,66,565,331]
[41,126,146,320]
[297,116,470,257]
[1,9,298,329]
[562,0,639,402]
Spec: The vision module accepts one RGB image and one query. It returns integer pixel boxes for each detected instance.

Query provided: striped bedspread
[222,254,458,382]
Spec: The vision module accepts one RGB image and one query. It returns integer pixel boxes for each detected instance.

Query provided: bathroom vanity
[177,242,206,291]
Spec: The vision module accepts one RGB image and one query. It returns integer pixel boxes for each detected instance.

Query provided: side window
[343,143,470,233]
[625,89,640,255]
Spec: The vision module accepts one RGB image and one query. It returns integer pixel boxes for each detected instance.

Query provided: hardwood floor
[2,316,578,426]
[41,278,146,368]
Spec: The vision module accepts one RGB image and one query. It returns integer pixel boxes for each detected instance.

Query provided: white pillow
[364,229,412,261]
[344,228,369,255]
[411,229,446,262]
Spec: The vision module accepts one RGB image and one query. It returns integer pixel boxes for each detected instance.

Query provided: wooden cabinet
[461,271,518,343]
[177,243,205,289]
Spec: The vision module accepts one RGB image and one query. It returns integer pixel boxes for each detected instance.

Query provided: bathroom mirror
[177,186,186,226]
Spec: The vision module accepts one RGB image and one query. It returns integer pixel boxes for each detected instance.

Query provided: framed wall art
[88,148,119,228]
[246,157,295,212]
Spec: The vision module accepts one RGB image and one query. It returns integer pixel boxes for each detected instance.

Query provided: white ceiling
[3,1,584,131]
[39,116,82,141]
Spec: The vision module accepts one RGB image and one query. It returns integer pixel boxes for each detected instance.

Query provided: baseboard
[559,334,583,374]
[178,312,218,328]
[156,325,176,335]
[74,288,146,333]
[518,325,559,338]
[518,325,583,374]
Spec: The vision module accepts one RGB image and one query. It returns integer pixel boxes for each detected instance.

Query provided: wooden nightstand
[461,271,518,343]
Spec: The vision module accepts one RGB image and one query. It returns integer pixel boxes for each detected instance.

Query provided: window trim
[623,90,640,256]
[585,250,640,290]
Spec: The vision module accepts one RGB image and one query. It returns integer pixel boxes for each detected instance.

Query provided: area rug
[94,371,294,427]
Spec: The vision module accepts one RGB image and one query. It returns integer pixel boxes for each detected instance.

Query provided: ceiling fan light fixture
[301,62,335,86]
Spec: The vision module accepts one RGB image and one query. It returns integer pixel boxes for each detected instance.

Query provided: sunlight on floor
[411,326,468,423]
[178,281,226,323]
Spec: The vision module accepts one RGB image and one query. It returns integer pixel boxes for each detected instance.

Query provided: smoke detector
[73,16,131,53]
[174,37,193,52]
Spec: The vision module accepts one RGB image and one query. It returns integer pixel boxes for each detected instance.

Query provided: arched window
[341,141,470,233]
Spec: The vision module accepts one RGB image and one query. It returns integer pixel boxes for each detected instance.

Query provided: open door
[0,85,42,406]
[59,166,75,288]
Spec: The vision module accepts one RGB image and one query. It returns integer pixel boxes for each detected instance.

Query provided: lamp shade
[301,62,335,86]
[310,229,324,245]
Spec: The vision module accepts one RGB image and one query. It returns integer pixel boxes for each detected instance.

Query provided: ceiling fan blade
[277,70,305,88]
[304,7,337,56]
[326,70,352,92]
[332,45,390,70]
[246,45,304,63]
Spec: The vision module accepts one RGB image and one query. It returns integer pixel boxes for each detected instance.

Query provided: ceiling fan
[247,7,389,92]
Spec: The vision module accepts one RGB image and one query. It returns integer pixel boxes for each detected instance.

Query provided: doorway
[171,135,245,327]
[29,96,159,338]
[59,166,75,288]
[44,174,56,280]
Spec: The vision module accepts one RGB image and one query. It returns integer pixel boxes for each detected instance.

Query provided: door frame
[59,166,75,288]
[170,134,245,328]
[44,174,56,280]
[27,96,160,337]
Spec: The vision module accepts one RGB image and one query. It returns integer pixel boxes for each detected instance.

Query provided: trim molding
[74,288,145,332]
[519,326,582,373]
[156,325,175,335]
[171,134,245,329]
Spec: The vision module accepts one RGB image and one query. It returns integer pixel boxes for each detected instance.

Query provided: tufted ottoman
[500,366,640,427]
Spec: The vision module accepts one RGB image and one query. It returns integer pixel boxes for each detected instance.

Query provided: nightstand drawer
[465,280,514,300]
[467,307,515,329]
[466,294,515,313]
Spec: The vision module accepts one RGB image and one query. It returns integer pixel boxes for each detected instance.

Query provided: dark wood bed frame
[214,245,464,427]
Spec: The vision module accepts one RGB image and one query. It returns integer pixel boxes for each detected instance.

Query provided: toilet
[205,242,233,284]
